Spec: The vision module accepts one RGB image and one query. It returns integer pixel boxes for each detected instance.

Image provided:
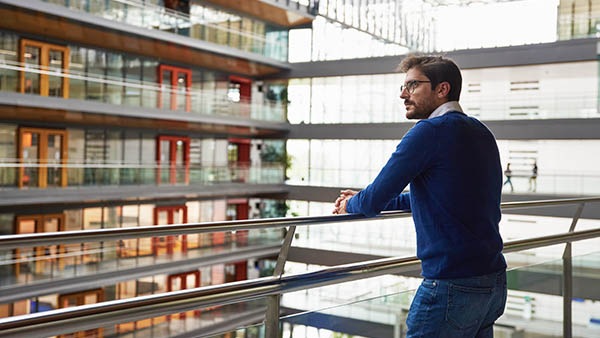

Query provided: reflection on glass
[41,0,288,61]
[0,126,17,186]
[176,72,188,111]
[175,140,186,184]
[160,69,172,109]
[46,134,62,187]
[160,139,171,184]
[48,50,64,97]
[106,54,123,104]
[16,219,36,277]
[123,57,142,107]
[23,46,41,94]
[21,132,39,187]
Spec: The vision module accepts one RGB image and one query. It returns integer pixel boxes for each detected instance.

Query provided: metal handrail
[1,226,599,337]
[1,197,599,250]
[0,212,404,250]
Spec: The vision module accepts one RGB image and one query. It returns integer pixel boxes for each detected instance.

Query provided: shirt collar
[428,101,463,119]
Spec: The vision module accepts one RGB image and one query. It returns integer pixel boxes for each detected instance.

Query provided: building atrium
[0,0,600,337]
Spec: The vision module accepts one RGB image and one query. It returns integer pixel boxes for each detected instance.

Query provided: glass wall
[287,139,398,187]
[0,31,286,122]
[287,139,600,195]
[42,0,289,61]
[0,123,285,189]
[287,60,599,124]
[0,32,18,92]
[0,124,16,187]
[558,0,600,40]
[288,0,590,61]
[288,200,600,262]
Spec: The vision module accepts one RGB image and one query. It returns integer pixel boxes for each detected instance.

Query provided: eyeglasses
[400,80,431,94]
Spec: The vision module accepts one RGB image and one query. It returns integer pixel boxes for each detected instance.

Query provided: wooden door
[58,289,104,337]
[19,39,69,98]
[15,214,65,277]
[18,127,68,188]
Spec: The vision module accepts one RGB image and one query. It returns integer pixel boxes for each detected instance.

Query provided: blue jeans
[406,269,507,338]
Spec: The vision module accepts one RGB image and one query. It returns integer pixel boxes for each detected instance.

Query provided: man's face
[400,68,442,120]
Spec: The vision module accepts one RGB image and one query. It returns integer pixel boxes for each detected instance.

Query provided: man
[503,163,514,192]
[529,161,538,192]
[333,55,507,338]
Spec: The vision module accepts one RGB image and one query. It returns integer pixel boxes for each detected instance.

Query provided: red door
[229,75,251,117]
[167,271,200,319]
[227,198,249,245]
[228,138,250,182]
[153,205,188,255]
[229,75,251,102]
[225,261,247,282]
[157,136,190,185]
[158,65,192,111]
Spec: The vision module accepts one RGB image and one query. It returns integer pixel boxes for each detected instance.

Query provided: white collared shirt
[428,101,463,119]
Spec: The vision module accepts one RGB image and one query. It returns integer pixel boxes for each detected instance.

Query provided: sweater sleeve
[384,192,411,211]
[346,121,436,217]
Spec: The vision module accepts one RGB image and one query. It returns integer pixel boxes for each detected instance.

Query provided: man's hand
[332,189,358,214]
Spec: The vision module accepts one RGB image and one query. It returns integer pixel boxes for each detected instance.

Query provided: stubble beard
[405,102,433,120]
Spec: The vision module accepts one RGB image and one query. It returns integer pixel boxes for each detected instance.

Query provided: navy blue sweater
[347,111,506,279]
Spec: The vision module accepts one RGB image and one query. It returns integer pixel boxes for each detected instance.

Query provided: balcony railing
[287,167,600,196]
[0,60,287,122]
[40,0,291,61]
[0,197,599,337]
[288,90,599,124]
[0,159,285,188]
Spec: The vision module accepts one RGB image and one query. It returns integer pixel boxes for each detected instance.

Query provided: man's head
[398,55,462,120]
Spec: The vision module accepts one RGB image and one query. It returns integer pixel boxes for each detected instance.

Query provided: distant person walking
[529,162,538,192]
[503,163,513,192]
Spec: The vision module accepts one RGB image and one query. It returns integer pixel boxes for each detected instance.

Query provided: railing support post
[265,225,297,338]
[563,244,572,338]
[266,295,281,338]
[562,203,584,338]
[393,311,404,338]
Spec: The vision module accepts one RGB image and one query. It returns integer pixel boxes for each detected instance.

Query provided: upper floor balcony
[0,0,294,77]
[35,0,317,63]
[0,124,288,195]
[0,58,288,124]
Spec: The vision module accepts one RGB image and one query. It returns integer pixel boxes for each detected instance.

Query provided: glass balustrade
[0,229,282,292]
[45,299,271,338]
[286,167,600,196]
[0,60,287,122]
[273,251,600,338]
[273,255,600,338]
[2,199,600,338]
[0,159,285,188]
[50,248,600,337]
[41,0,290,61]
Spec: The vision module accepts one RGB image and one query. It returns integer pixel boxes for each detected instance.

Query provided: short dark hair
[398,55,462,101]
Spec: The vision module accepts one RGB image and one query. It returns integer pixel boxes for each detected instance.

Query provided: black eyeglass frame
[400,80,431,94]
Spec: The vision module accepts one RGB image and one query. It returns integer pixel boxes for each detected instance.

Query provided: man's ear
[437,82,451,98]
